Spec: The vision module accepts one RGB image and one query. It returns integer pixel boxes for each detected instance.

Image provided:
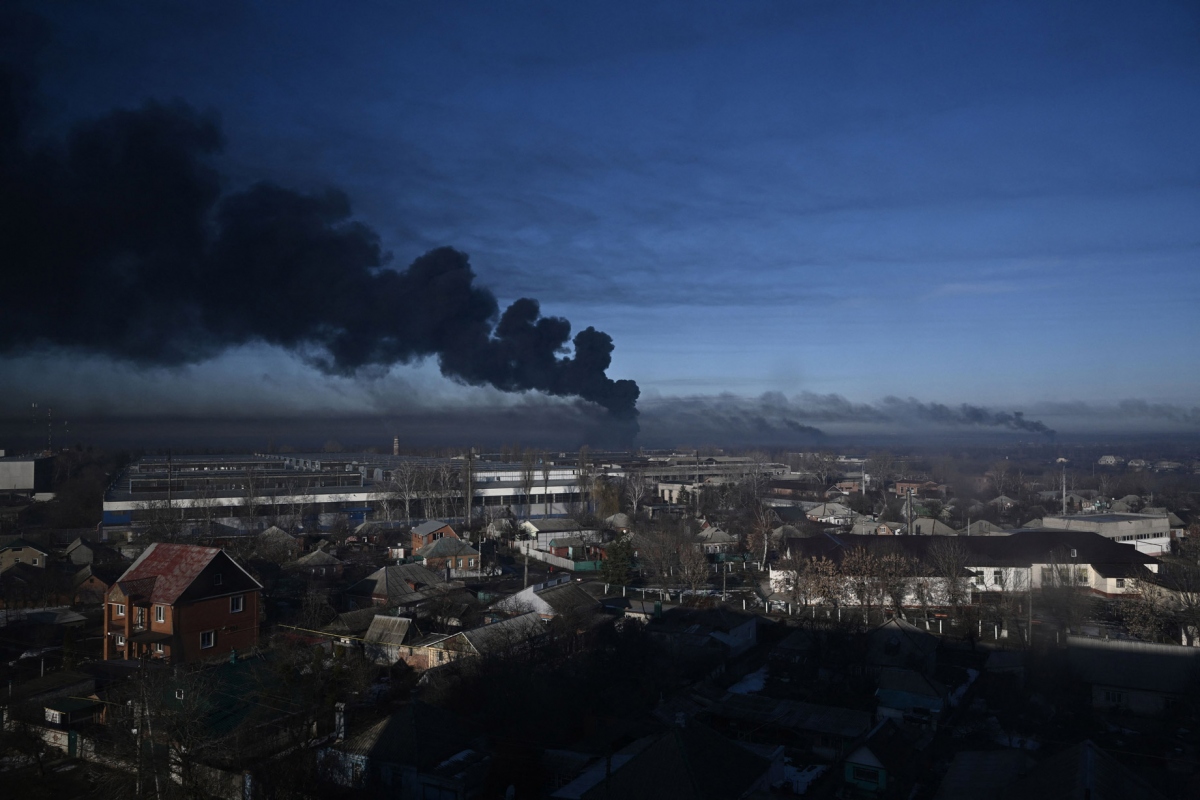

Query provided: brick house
[103,543,262,664]
[73,562,128,605]
[410,520,458,552]
[416,536,480,572]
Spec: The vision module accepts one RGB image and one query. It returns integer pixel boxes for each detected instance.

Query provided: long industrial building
[101,450,785,532]
[1041,513,1171,542]
[102,453,604,530]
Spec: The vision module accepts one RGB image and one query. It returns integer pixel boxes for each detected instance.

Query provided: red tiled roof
[111,543,222,604]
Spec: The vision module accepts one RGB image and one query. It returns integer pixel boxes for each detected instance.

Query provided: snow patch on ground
[781,764,826,794]
[992,733,1040,751]
[949,668,980,707]
[728,666,768,695]
[0,606,71,627]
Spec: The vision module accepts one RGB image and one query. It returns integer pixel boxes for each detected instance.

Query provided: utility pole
[1061,466,1066,517]
[906,489,914,535]
[1028,581,1033,649]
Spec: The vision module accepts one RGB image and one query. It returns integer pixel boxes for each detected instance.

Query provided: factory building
[0,454,55,501]
[1041,513,1171,543]
[101,452,609,531]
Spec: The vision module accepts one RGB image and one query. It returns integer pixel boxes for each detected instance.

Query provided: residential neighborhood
[1,443,1199,798]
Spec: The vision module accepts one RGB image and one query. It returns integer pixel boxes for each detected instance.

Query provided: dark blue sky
[5,0,1200,442]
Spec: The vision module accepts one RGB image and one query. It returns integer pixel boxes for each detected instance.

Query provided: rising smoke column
[0,50,639,422]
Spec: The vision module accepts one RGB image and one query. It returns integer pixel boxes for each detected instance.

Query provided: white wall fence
[513,541,576,570]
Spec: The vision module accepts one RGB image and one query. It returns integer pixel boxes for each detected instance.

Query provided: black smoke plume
[639,392,1056,445]
[878,397,1056,437]
[0,46,639,423]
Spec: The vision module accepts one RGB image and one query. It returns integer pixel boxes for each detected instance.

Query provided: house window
[1104,690,1124,704]
[155,643,164,654]
[974,574,984,585]
[1070,549,1077,558]
[993,570,1002,582]
[1116,578,1125,589]
[115,603,125,617]
[32,557,39,566]
[115,634,125,646]
[176,689,185,700]
[230,595,244,613]
[45,709,62,724]
[851,765,881,784]
[156,605,165,623]
[469,558,476,568]
[214,573,223,586]
[200,630,215,649]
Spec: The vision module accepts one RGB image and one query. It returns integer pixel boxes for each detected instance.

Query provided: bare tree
[990,565,1030,624]
[1120,577,1174,642]
[572,446,592,520]
[520,450,537,519]
[0,718,53,779]
[242,468,262,530]
[878,549,914,617]
[802,451,840,489]
[625,466,649,517]
[912,565,935,619]
[433,463,457,520]
[808,555,844,607]
[593,476,622,521]
[299,590,338,629]
[1135,537,1200,645]
[1039,546,1093,632]
[140,498,184,543]
[743,450,772,503]
[841,546,881,616]
[193,479,221,534]
[461,454,476,524]
[865,451,896,498]
[746,503,776,570]
[280,478,310,531]
[636,522,690,585]
[678,541,711,596]
[772,552,812,606]
[391,460,421,524]
[928,537,971,615]
[988,461,1012,498]
[374,477,401,523]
